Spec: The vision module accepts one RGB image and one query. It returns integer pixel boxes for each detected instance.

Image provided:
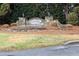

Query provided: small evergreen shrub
[73,6,79,13]
[67,12,78,25]
[0,3,10,16]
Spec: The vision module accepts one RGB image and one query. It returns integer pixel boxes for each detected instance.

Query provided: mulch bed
[0,25,79,35]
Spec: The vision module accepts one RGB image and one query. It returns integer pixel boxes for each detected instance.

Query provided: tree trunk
[64,4,69,20]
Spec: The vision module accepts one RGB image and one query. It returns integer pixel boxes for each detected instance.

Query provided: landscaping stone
[45,16,53,23]
[2,24,9,28]
[10,23,17,26]
[65,24,73,28]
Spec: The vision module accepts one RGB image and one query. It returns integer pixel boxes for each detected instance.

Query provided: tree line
[0,3,79,25]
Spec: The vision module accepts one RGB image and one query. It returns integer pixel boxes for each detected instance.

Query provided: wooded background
[0,3,79,25]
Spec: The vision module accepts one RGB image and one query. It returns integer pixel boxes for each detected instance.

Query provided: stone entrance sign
[16,17,46,31]
[28,17,45,29]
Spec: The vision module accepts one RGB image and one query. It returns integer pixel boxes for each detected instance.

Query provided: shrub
[73,6,79,13]
[10,4,65,24]
[0,3,10,16]
[67,12,78,25]
[0,4,11,24]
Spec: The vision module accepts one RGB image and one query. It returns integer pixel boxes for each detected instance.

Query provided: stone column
[17,17,26,31]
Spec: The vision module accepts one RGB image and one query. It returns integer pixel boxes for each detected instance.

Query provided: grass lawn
[0,33,79,51]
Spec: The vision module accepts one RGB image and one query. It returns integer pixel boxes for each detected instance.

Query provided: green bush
[73,6,79,13]
[67,12,78,25]
[10,4,65,23]
[0,3,10,16]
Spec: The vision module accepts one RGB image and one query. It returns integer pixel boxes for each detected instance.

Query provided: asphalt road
[0,44,79,56]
